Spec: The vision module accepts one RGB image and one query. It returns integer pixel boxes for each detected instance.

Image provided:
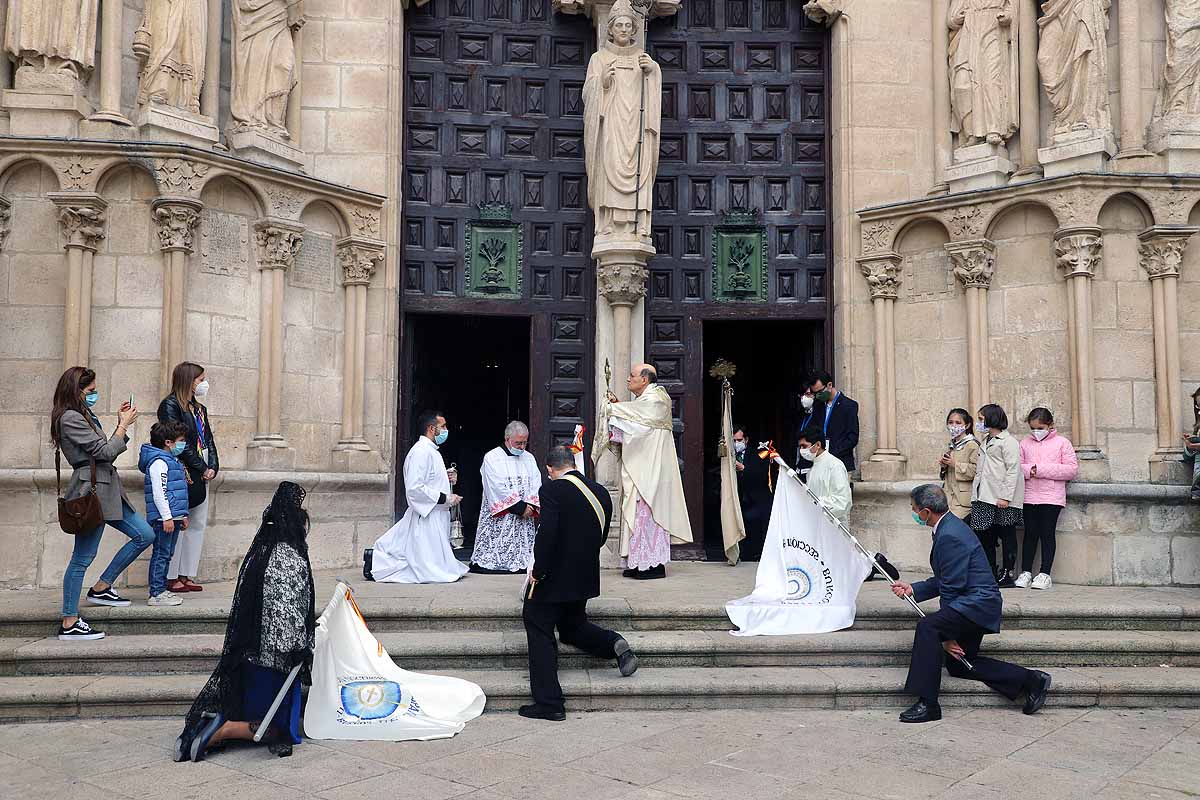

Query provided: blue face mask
[912,510,925,527]
[434,429,449,446]
[84,391,99,408]
[171,442,186,456]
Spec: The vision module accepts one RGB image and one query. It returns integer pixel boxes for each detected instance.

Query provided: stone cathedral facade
[0,0,1197,588]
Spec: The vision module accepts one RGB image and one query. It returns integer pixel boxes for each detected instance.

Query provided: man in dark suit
[733,425,773,561]
[520,446,639,721]
[807,371,860,473]
[892,484,1052,723]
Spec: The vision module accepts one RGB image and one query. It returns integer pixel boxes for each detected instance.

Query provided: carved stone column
[201,0,222,119]
[1139,226,1197,481]
[857,252,906,480]
[1054,226,1103,461]
[930,0,951,194]
[249,219,303,460]
[1114,0,1150,159]
[89,0,132,127]
[1013,0,1042,177]
[50,194,107,369]
[946,238,995,413]
[152,198,202,392]
[333,236,385,460]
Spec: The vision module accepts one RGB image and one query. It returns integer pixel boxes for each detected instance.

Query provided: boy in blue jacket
[140,421,192,607]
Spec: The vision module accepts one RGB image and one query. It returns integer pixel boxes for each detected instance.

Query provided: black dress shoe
[363,548,374,581]
[614,637,639,677]
[189,712,226,762]
[518,704,566,722]
[1023,670,1052,715]
[632,565,666,580]
[874,553,901,581]
[622,568,638,578]
[996,569,1016,588]
[899,700,942,723]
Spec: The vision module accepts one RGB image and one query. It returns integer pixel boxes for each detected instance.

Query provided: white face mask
[799,447,815,462]
[947,424,966,438]
[1031,429,1050,441]
[733,440,747,455]
[194,380,209,398]
[801,394,814,411]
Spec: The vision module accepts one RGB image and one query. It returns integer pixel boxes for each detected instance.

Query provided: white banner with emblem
[306,582,486,740]
[725,470,870,636]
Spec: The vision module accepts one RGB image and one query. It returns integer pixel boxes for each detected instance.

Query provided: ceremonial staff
[631,0,653,233]
[758,444,976,672]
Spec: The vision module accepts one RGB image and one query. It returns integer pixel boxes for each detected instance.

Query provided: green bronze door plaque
[712,208,767,302]
[465,203,523,298]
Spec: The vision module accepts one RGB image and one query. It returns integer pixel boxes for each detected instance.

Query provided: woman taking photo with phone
[158,362,220,594]
[52,366,156,641]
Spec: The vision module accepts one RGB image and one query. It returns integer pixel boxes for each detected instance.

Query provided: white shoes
[1031,573,1052,590]
[148,591,183,606]
[1014,571,1033,589]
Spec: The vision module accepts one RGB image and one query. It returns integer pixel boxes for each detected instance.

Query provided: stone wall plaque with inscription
[290,231,335,291]
[199,209,250,277]
[904,250,954,303]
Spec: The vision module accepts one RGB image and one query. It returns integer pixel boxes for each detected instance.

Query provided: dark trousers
[1021,504,1062,574]
[980,524,1017,573]
[904,606,1033,705]
[523,598,621,712]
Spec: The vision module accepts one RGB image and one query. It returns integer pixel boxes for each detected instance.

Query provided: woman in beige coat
[939,408,980,521]
[970,403,1025,588]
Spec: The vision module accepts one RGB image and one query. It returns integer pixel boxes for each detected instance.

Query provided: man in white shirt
[797,425,851,524]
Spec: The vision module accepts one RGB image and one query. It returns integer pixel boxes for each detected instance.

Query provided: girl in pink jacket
[1017,408,1079,590]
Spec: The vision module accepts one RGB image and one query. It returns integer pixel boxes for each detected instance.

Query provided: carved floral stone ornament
[0,197,10,253]
[857,252,903,300]
[861,220,895,254]
[946,204,988,238]
[1053,226,1103,279]
[1138,227,1198,280]
[54,157,99,191]
[266,188,305,219]
[945,238,996,289]
[152,199,203,252]
[350,207,381,237]
[254,220,304,270]
[153,158,210,195]
[336,237,384,286]
[50,194,107,251]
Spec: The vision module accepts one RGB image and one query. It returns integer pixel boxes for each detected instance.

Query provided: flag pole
[760,446,975,672]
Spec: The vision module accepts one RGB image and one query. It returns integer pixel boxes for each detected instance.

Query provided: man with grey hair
[892,483,1051,723]
[470,420,543,574]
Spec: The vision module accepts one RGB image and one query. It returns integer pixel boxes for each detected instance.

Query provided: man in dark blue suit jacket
[892,484,1051,723]
[807,371,859,472]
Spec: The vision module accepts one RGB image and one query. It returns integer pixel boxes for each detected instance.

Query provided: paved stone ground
[1,707,1195,800]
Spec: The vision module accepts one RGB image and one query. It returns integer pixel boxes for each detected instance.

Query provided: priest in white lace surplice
[470,421,542,574]
[594,364,693,580]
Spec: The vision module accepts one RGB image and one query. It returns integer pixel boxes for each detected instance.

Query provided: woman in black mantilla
[175,482,316,761]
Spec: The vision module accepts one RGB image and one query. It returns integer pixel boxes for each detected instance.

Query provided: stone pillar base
[137,104,220,147]
[1150,449,1190,484]
[1152,132,1200,173]
[79,118,138,139]
[331,447,383,473]
[246,439,295,471]
[228,128,305,171]
[945,142,1014,191]
[860,452,907,482]
[2,89,92,137]
[1038,130,1116,178]
[1075,448,1111,482]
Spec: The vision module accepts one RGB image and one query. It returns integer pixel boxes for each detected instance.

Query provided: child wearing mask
[940,408,980,521]
[1017,408,1078,590]
[140,421,192,606]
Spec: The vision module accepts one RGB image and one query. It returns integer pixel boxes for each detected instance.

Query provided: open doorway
[403,313,531,550]
[700,320,823,560]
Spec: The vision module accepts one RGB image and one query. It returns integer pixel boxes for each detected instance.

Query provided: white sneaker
[148,591,183,606]
[1014,571,1033,589]
[1031,573,1052,590]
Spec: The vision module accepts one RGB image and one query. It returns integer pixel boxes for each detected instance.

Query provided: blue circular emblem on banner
[340,680,403,720]
[786,566,813,600]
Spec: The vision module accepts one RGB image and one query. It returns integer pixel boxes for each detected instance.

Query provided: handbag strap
[54,446,97,497]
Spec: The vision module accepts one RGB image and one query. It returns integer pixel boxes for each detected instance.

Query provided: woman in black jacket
[158,362,220,593]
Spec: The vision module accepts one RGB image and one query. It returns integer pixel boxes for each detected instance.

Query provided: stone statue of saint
[1154,1,1200,128]
[583,0,661,239]
[136,0,208,113]
[230,0,304,137]
[1037,0,1113,135]
[948,0,1019,147]
[4,0,98,82]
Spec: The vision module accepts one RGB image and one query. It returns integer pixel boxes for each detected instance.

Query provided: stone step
[2,665,1197,722]
[5,628,1199,677]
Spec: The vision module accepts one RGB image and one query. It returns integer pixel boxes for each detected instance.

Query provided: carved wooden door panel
[645,1,830,525]
[401,0,596,459]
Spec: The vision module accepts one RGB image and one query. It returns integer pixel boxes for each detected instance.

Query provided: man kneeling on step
[520,446,638,721]
[892,484,1051,723]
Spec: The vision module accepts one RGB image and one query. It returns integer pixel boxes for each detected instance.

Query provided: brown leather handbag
[56,449,105,535]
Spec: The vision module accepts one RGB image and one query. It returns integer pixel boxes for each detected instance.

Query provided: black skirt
[970,501,1022,531]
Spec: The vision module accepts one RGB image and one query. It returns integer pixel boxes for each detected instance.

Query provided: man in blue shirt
[891,484,1051,723]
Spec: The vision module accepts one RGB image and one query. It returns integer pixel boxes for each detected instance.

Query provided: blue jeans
[61,501,156,617]
[147,522,180,597]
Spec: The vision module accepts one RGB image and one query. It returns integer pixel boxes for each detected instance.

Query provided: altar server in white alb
[594,363,693,580]
[369,411,468,584]
[470,421,542,574]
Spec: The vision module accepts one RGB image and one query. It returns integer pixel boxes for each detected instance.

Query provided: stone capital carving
[1053,226,1103,279]
[49,193,107,252]
[857,252,903,300]
[0,196,10,254]
[152,198,203,253]
[253,219,304,271]
[1138,226,1198,280]
[946,238,996,289]
[803,0,846,25]
[336,236,385,286]
[596,258,649,306]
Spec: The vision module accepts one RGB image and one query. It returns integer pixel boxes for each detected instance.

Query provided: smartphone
[128,393,134,409]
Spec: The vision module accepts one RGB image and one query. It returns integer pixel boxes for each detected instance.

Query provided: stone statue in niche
[948,0,1019,146]
[1152,1,1200,132]
[4,0,98,87]
[230,0,305,138]
[582,0,661,240]
[134,0,208,113]
[1037,0,1112,136]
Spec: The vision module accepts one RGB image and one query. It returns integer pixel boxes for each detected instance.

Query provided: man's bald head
[627,363,657,396]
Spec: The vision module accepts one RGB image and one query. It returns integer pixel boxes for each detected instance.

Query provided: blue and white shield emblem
[340,680,403,720]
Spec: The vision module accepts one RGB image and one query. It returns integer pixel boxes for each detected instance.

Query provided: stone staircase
[2,564,1199,722]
